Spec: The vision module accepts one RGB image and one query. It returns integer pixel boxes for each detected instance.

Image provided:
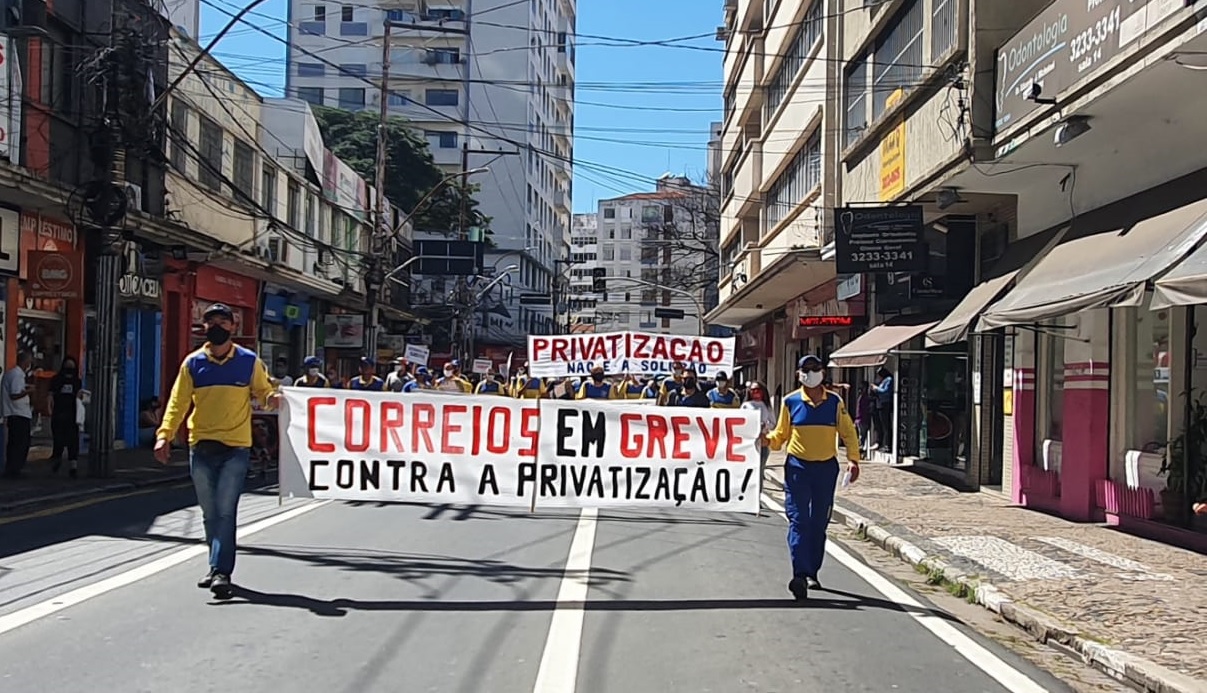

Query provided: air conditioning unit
[124,183,143,213]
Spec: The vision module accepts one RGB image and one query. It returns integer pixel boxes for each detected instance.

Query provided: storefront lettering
[118,273,162,300]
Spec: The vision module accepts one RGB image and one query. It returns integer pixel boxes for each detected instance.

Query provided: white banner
[527,331,736,378]
[278,388,760,513]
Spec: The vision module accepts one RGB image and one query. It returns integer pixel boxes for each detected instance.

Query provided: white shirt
[741,400,775,433]
[2,367,32,419]
[277,374,295,387]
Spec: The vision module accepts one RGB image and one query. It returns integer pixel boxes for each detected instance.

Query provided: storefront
[260,285,312,378]
[322,311,366,383]
[978,190,1207,529]
[791,275,869,388]
[116,244,164,450]
[161,261,261,393]
[734,323,772,389]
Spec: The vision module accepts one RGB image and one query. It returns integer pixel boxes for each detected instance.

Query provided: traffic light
[591,267,607,293]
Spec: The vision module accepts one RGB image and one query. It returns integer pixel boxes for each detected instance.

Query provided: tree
[310,106,491,240]
[636,177,722,296]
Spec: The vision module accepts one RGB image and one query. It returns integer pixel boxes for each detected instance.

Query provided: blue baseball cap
[798,354,823,369]
[360,356,376,367]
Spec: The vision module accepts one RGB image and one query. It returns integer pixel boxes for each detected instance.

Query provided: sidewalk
[0,445,191,515]
[764,453,1207,693]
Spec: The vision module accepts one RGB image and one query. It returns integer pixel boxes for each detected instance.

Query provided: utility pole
[364,18,392,356]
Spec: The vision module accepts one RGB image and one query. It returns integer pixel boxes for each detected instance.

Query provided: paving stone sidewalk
[0,445,191,514]
[763,453,1207,691]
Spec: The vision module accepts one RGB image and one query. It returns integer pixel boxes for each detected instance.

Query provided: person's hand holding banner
[276,389,762,513]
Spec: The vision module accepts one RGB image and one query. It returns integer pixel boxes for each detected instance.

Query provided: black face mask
[62,365,77,375]
[206,325,232,345]
[592,374,604,382]
[684,380,697,390]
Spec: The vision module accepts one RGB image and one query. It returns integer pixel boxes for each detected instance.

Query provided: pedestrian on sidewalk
[154,303,279,600]
[765,354,861,601]
[872,367,893,452]
[855,382,874,457]
[47,356,84,478]
[740,380,775,469]
[2,351,35,479]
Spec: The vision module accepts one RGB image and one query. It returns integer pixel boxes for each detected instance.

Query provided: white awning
[828,320,938,369]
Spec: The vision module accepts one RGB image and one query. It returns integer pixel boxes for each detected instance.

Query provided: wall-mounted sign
[879,89,906,201]
[993,0,1181,133]
[118,273,162,301]
[836,274,862,301]
[28,250,83,298]
[834,206,925,274]
[799,316,854,328]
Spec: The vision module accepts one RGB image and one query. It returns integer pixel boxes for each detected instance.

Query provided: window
[872,0,923,119]
[663,205,674,223]
[602,245,615,261]
[338,87,366,109]
[261,164,277,213]
[314,5,326,21]
[198,115,223,191]
[620,225,631,239]
[233,140,255,202]
[287,180,301,228]
[932,0,957,59]
[425,130,458,148]
[426,48,460,64]
[641,206,660,223]
[603,207,616,219]
[763,0,824,122]
[169,99,189,171]
[619,246,631,261]
[340,5,353,21]
[1127,302,1171,456]
[339,63,367,77]
[296,86,323,105]
[425,89,459,106]
[297,62,325,77]
[299,20,326,35]
[340,20,368,36]
[1037,325,1067,466]
[427,8,465,20]
[764,129,822,231]
[845,57,869,147]
[387,91,411,106]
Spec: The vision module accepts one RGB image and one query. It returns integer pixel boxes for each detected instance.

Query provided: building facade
[567,212,599,328]
[285,0,575,351]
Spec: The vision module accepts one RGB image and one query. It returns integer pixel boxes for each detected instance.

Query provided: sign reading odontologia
[277,389,761,513]
[993,0,1181,134]
[834,206,925,275]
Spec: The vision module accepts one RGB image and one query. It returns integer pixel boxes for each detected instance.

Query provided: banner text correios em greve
[526,331,736,378]
[278,388,761,513]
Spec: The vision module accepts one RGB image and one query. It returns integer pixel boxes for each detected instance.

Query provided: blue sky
[198,0,720,215]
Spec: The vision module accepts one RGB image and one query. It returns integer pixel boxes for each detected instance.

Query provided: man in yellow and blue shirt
[511,364,547,399]
[766,354,860,601]
[155,303,278,600]
[577,365,616,400]
[475,369,508,395]
[706,371,740,408]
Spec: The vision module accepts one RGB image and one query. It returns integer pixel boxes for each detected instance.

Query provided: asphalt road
[0,482,1077,693]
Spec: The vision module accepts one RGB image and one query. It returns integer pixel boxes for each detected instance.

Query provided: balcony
[732,142,762,217]
[552,189,569,213]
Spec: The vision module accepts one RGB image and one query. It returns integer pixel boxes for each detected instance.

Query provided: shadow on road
[215,587,958,622]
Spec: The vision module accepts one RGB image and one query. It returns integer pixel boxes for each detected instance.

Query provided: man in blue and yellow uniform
[706,371,740,408]
[657,361,688,405]
[765,354,860,601]
[577,366,615,400]
[348,357,385,391]
[403,366,431,392]
[511,363,547,399]
[475,369,508,395]
[437,360,474,393]
[154,303,278,600]
[295,356,329,388]
[614,372,645,400]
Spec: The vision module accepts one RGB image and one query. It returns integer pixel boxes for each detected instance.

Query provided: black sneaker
[197,569,216,589]
[210,573,234,600]
[806,576,822,590]
[788,577,808,602]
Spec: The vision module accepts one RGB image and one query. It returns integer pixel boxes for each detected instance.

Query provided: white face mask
[308,368,320,377]
[444,370,454,378]
[799,370,825,388]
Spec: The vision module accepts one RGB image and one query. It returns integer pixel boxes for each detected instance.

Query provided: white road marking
[1035,536,1173,581]
[0,500,331,638]
[761,494,1051,693]
[532,508,598,693]
[933,535,1080,582]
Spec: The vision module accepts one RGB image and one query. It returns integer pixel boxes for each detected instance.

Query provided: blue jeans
[783,456,840,579]
[190,442,250,576]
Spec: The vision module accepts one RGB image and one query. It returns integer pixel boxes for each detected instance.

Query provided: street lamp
[465,265,518,360]
[602,276,707,334]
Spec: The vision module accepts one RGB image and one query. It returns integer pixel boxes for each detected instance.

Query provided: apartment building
[708,0,844,394]
[285,0,575,354]
[566,213,600,328]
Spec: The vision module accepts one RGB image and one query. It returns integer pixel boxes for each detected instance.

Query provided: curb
[760,469,1205,692]
[827,500,1206,693]
[0,472,193,516]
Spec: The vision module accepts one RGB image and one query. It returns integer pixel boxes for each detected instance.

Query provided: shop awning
[828,319,938,369]
[705,248,833,328]
[979,196,1207,329]
[926,272,1018,346]
[1151,211,1207,308]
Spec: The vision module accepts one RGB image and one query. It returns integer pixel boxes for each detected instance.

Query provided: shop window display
[1129,304,1170,456]
[1039,322,1066,458]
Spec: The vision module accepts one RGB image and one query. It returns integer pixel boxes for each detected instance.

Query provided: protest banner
[278,388,760,513]
[526,331,736,378]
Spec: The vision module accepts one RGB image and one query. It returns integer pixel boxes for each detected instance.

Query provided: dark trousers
[872,407,892,451]
[4,415,31,476]
[51,418,80,466]
[783,456,840,579]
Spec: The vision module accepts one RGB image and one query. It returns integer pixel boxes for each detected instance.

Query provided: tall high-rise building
[285,0,575,352]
